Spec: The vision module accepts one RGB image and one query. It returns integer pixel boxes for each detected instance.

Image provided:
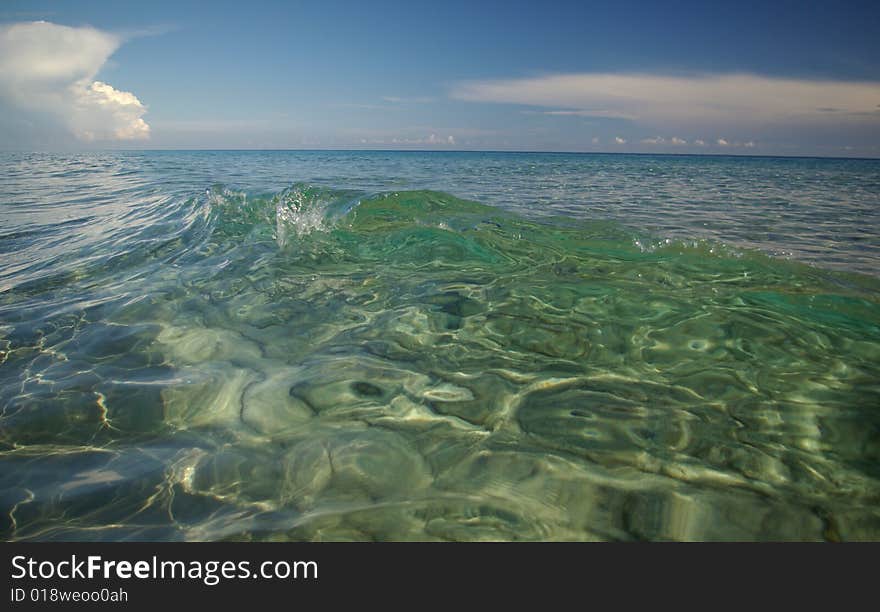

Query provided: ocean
[1,150,879,541]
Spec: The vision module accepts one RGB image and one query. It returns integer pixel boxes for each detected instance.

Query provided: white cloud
[75,81,149,140]
[641,135,688,146]
[716,138,729,146]
[0,21,149,141]
[426,133,455,145]
[451,72,880,132]
[694,139,706,146]
[377,133,459,146]
[614,136,626,144]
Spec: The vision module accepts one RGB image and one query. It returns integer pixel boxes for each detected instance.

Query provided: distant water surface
[1,151,878,541]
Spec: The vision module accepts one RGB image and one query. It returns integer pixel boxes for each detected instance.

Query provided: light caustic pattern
[1,153,879,541]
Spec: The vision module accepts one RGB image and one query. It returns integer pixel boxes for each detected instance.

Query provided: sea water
[1,150,878,540]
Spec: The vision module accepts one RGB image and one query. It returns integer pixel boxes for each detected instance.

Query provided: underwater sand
[1,151,878,540]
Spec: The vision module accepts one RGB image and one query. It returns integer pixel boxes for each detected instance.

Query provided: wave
[4,183,880,306]
[195,185,879,294]
[3,183,880,541]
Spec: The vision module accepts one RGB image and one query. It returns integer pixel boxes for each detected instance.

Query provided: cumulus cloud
[716,138,729,146]
[425,133,456,145]
[694,139,706,146]
[370,133,459,146]
[0,21,149,141]
[641,136,688,145]
[451,72,880,132]
[614,136,626,144]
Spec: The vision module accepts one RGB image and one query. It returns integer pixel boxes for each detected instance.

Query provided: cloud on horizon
[0,21,149,142]
[452,72,880,140]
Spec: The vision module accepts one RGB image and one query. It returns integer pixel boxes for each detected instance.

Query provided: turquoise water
[1,151,879,541]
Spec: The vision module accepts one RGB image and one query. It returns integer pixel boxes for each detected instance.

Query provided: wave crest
[274,186,339,247]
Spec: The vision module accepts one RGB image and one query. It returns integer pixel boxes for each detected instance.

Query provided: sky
[1,0,879,156]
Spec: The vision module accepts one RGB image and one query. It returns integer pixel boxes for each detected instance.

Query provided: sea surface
[1,150,879,541]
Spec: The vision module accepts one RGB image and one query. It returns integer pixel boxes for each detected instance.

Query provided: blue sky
[1,0,879,155]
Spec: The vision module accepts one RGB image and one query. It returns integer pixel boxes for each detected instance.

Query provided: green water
[3,182,879,541]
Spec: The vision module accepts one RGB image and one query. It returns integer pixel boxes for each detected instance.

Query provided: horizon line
[2,148,879,161]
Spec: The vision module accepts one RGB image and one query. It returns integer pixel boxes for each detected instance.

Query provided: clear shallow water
[1,150,879,541]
